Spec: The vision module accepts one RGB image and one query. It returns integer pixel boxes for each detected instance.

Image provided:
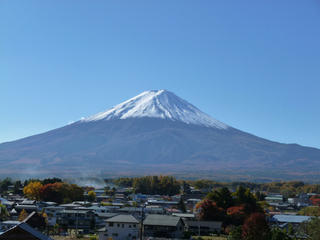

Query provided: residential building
[98,214,139,240]
[143,214,184,239]
[59,209,95,230]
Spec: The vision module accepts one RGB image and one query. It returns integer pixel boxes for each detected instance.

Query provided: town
[0,177,319,239]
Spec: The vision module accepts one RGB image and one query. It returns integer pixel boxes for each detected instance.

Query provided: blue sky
[1,0,319,149]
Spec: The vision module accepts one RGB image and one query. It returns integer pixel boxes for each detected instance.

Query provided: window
[104,234,108,236]
[109,223,114,227]
[112,233,118,236]
[129,225,131,228]
[122,224,124,228]
[117,223,120,227]
[133,224,136,228]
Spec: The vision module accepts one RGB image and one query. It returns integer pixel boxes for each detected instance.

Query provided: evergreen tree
[177,197,186,213]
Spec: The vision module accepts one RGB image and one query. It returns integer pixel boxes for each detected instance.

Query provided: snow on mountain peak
[81,90,228,129]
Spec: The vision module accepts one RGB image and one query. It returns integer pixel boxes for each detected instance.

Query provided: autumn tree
[242,212,270,240]
[196,199,225,221]
[233,186,263,215]
[23,181,43,200]
[88,190,96,202]
[226,204,247,225]
[18,209,28,222]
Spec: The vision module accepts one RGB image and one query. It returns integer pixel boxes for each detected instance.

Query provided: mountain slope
[0,90,319,181]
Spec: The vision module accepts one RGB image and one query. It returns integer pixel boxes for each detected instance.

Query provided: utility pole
[75,207,79,236]
[140,205,144,240]
[198,207,201,237]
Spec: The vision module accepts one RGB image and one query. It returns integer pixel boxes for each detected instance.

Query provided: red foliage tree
[242,212,270,240]
[310,195,320,207]
[196,199,225,221]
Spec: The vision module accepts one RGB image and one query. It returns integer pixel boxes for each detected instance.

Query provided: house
[144,207,165,215]
[117,207,142,215]
[98,214,139,240]
[265,196,283,204]
[14,204,39,214]
[288,197,312,207]
[0,222,53,240]
[172,213,196,221]
[22,211,46,231]
[184,220,222,235]
[143,214,184,239]
[94,212,119,229]
[44,206,65,218]
[59,209,95,230]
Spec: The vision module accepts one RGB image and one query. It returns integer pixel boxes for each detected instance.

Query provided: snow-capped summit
[81,89,228,129]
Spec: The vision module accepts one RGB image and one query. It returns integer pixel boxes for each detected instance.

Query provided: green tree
[13,180,23,194]
[270,227,292,240]
[230,225,242,240]
[233,186,263,215]
[207,187,234,209]
[194,180,208,189]
[177,197,186,213]
[300,216,320,240]
[90,215,96,230]
[0,203,9,220]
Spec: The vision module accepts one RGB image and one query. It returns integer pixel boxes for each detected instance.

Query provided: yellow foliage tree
[88,190,96,201]
[18,209,28,222]
[23,181,43,200]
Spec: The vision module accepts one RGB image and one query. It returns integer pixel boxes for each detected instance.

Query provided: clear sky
[1,0,319,149]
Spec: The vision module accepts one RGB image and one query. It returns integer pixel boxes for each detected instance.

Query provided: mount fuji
[1,90,320,181]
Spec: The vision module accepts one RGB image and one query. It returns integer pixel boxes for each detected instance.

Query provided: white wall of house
[99,222,139,240]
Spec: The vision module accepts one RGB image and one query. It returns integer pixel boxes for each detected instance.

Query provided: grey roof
[1,201,15,206]
[105,214,139,224]
[143,215,182,227]
[118,207,142,212]
[62,209,94,214]
[59,203,81,207]
[0,222,53,240]
[15,205,38,209]
[172,213,195,218]
[95,212,119,218]
[185,220,223,228]
[21,200,36,205]
[269,215,311,223]
[87,206,111,210]
[44,206,65,210]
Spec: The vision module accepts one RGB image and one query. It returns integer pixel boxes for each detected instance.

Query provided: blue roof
[269,215,311,223]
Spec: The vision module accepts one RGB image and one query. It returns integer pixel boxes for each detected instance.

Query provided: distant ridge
[0,90,320,182]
